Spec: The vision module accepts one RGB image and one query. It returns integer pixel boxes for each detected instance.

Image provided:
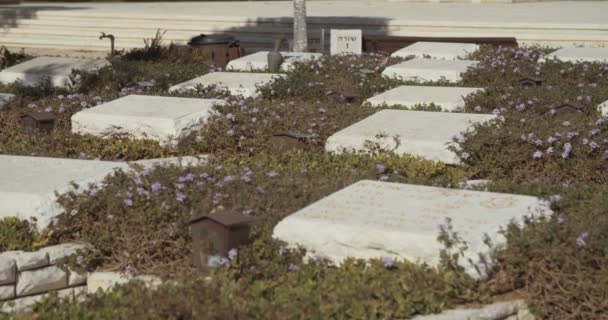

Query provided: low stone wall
[0,243,88,312]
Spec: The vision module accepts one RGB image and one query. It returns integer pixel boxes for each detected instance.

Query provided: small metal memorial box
[20,112,57,134]
[519,77,542,88]
[189,212,254,271]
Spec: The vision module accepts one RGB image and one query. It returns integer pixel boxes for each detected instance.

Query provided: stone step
[325,109,496,164]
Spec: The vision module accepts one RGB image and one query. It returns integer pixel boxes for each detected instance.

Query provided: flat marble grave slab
[365,85,483,111]
[71,95,225,145]
[382,58,477,83]
[0,155,129,230]
[325,109,496,164]
[0,93,15,109]
[168,72,284,98]
[226,51,322,72]
[391,42,479,60]
[273,180,551,278]
[542,47,608,63]
[0,57,110,88]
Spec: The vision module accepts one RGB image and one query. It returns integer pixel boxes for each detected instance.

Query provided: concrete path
[1,1,607,53]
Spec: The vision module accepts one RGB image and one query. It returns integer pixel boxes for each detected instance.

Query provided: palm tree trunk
[293,0,307,52]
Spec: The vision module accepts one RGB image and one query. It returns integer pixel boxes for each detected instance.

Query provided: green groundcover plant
[1,43,608,319]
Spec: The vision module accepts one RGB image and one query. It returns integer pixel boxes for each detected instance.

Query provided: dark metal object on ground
[269,131,313,152]
[187,34,244,67]
[189,211,254,271]
[327,91,356,104]
[519,77,543,88]
[20,112,57,134]
[363,35,518,55]
[99,32,115,57]
[553,102,584,115]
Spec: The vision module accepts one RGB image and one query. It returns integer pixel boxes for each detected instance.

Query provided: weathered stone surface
[68,268,87,286]
[543,47,608,63]
[168,72,284,98]
[14,251,49,271]
[71,95,225,145]
[86,271,130,294]
[0,155,127,230]
[330,29,362,56]
[0,285,15,301]
[39,243,89,264]
[0,258,16,285]
[391,42,479,60]
[365,85,483,111]
[16,265,68,296]
[273,180,551,278]
[410,300,531,320]
[325,109,496,164]
[1,287,74,313]
[382,58,478,83]
[133,155,208,169]
[598,99,608,117]
[227,51,322,72]
[0,57,110,87]
[73,285,87,302]
[0,93,15,109]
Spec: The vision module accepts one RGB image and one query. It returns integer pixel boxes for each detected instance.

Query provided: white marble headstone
[0,155,128,230]
[330,29,362,56]
[273,180,551,278]
[168,72,284,98]
[71,95,225,145]
[382,58,478,83]
[391,42,480,60]
[365,86,483,111]
[325,109,496,164]
[0,57,110,88]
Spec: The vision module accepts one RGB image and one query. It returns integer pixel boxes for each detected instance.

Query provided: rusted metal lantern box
[187,34,244,67]
[519,77,542,88]
[327,91,355,104]
[189,212,254,271]
[20,112,57,134]
[553,102,584,115]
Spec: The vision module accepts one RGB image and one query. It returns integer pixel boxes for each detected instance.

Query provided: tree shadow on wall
[1,5,86,30]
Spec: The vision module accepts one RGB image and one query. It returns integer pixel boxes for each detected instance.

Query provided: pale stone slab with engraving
[0,57,110,87]
[325,109,496,164]
[542,47,608,63]
[0,155,128,230]
[391,42,479,60]
[71,95,225,145]
[0,93,15,109]
[168,72,284,98]
[273,180,551,278]
[227,51,322,72]
[382,58,478,82]
[365,85,483,111]
[330,29,362,56]
[598,99,608,117]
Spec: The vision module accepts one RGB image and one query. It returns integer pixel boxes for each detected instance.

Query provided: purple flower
[124,199,133,207]
[562,121,571,127]
[549,194,562,203]
[557,214,566,224]
[474,106,482,112]
[76,255,84,265]
[242,209,254,215]
[151,182,163,192]
[379,175,389,181]
[175,192,186,202]
[382,256,394,268]
[267,171,279,177]
[576,232,589,247]
[461,152,471,160]
[438,223,448,233]
[288,263,301,271]
[375,164,386,173]
[279,245,287,255]
[227,129,235,136]
[133,176,143,185]
[228,248,238,260]
[533,150,543,159]
[106,214,114,220]
[590,141,599,149]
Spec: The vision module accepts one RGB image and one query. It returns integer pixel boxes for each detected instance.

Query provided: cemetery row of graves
[0,37,608,319]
